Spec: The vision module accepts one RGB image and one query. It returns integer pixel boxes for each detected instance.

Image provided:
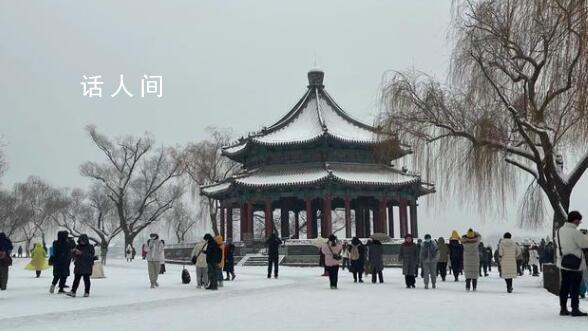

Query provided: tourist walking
[0,233,13,290]
[191,239,208,288]
[498,232,521,293]
[516,243,524,276]
[17,246,23,258]
[223,238,236,281]
[49,231,73,294]
[321,234,343,289]
[25,243,49,278]
[479,242,489,277]
[66,234,95,298]
[494,242,502,277]
[437,237,449,281]
[145,233,165,288]
[341,242,350,271]
[125,244,134,262]
[461,229,481,292]
[399,234,418,288]
[368,239,384,283]
[215,236,225,287]
[486,246,493,272]
[557,211,588,316]
[529,245,540,276]
[420,234,438,289]
[204,234,221,290]
[349,237,365,283]
[448,231,463,282]
[266,233,282,279]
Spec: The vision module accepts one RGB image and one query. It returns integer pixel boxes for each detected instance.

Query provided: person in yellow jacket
[215,235,225,288]
[25,243,49,278]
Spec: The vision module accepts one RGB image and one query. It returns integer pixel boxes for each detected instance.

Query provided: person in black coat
[368,240,384,283]
[204,234,221,290]
[448,238,464,282]
[0,232,14,290]
[266,233,282,279]
[50,231,73,294]
[224,239,236,281]
[66,234,95,298]
[349,237,365,283]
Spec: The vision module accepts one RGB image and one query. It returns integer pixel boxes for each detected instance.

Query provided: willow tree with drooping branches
[379,0,588,236]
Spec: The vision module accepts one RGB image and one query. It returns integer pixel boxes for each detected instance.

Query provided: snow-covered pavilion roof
[200,161,433,198]
[223,70,400,158]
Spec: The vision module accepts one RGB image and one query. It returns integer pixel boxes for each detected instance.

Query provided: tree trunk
[100,241,109,265]
[123,232,136,257]
[209,210,219,236]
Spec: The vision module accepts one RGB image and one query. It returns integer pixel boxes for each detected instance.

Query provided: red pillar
[265,200,273,239]
[378,198,387,234]
[322,194,332,238]
[344,195,352,238]
[220,207,226,239]
[246,201,253,241]
[294,211,300,239]
[399,198,408,237]
[410,201,419,238]
[281,200,290,238]
[387,205,394,238]
[226,208,233,240]
[240,204,246,241]
[305,198,314,239]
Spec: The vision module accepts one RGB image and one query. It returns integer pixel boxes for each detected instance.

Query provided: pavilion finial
[307,69,324,89]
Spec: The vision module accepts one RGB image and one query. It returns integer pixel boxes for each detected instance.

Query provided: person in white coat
[498,232,521,293]
[191,240,208,288]
[528,245,540,276]
[557,211,588,317]
[145,234,165,288]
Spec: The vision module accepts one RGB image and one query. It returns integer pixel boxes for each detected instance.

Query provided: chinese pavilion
[201,69,434,241]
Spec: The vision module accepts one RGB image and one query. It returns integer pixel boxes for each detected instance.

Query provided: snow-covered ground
[0,259,584,330]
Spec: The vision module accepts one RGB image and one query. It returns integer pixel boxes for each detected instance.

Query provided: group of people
[2,210,588,319]
[0,231,97,298]
[188,234,235,290]
[312,229,542,294]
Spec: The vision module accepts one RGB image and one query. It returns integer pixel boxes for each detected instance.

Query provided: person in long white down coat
[191,240,208,288]
[145,234,165,288]
[91,245,105,279]
[498,232,521,293]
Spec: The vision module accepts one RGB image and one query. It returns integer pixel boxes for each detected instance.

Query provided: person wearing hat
[557,211,588,316]
[145,233,165,288]
[420,234,438,289]
[461,229,481,291]
[399,234,419,288]
[66,234,95,297]
[448,230,463,282]
[204,233,222,290]
[321,234,343,289]
[498,232,521,293]
[436,237,449,281]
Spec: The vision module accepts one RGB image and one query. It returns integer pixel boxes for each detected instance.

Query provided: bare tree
[53,186,122,264]
[80,126,184,251]
[12,177,61,255]
[184,128,239,235]
[165,201,197,243]
[379,0,588,235]
[0,138,7,183]
[0,189,32,237]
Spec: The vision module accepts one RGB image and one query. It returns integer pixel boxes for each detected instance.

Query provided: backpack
[182,268,191,284]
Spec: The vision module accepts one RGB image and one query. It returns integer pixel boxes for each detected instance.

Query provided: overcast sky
[1,0,586,239]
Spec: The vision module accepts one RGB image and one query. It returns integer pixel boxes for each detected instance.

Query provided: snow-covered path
[0,259,584,330]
